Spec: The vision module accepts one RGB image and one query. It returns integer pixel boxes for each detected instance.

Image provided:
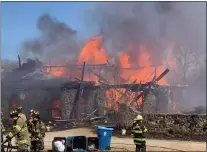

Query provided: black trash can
[87,137,99,151]
[72,136,87,151]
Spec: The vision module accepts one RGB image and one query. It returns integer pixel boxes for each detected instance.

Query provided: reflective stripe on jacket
[8,117,30,146]
[131,122,147,144]
[30,120,46,140]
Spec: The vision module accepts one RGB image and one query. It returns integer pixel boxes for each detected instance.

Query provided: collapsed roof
[2,68,67,91]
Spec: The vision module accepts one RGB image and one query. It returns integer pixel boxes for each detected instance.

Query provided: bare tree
[173,44,206,111]
[174,46,200,84]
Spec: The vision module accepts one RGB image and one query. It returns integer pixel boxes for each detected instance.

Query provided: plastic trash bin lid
[97,126,114,131]
[66,136,73,141]
[97,126,105,129]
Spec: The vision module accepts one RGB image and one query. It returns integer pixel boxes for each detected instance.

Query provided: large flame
[119,52,131,68]
[78,35,108,65]
[44,34,177,109]
[131,45,168,85]
[119,45,169,85]
[46,34,176,85]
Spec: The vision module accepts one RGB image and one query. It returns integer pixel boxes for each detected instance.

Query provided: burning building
[1,34,187,121]
[1,60,106,121]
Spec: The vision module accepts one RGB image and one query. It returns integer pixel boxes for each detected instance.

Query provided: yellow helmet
[136,114,143,120]
[10,110,18,117]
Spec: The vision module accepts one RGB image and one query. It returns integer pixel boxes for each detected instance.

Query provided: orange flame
[78,35,108,65]
[44,67,65,77]
[119,52,131,68]
[43,34,178,109]
[119,45,170,85]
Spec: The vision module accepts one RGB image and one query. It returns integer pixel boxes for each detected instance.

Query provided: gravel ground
[44,128,206,151]
[4,127,206,151]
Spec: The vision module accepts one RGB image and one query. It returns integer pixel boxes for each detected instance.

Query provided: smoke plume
[7,2,207,112]
[20,13,80,63]
[84,2,206,111]
[85,2,206,59]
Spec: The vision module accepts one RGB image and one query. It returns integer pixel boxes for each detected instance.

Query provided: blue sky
[2,2,98,60]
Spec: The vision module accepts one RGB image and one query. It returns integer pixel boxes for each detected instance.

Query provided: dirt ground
[44,127,206,151]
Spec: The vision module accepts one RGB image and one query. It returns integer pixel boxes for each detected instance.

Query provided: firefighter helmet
[34,111,40,115]
[10,110,18,117]
[30,109,34,113]
[136,114,143,121]
[34,111,40,119]
[16,106,23,112]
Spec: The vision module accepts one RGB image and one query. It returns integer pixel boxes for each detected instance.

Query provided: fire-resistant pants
[135,143,146,152]
[16,145,29,152]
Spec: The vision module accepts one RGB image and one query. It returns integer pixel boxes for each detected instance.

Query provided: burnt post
[18,55,22,69]
[81,62,86,81]
[135,68,170,101]
[141,94,144,114]
[70,67,73,80]
[71,62,86,119]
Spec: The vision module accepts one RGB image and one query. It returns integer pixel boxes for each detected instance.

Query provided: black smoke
[84,2,206,111]
[84,2,206,63]
[14,2,207,112]
[20,13,80,63]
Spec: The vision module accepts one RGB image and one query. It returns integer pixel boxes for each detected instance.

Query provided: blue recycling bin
[97,126,114,150]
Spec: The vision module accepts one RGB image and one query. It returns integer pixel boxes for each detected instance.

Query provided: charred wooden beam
[2,82,187,92]
[134,68,170,101]
[90,70,108,84]
[42,64,107,68]
[74,78,81,81]
[42,63,164,70]
[71,62,86,119]
[130,81,142,106]
[106,60,128,83]
[81,62,86,81]
[109,79,137,111]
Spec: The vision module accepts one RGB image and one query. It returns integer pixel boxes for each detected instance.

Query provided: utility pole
[18,55,22,69]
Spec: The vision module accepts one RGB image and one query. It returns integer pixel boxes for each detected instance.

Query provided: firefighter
[6,110,30,152]
[131,114,147,152]
[16,106,27,122]
[29,109,35,119]
[30,111,46,150]
[27,109,35,133]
